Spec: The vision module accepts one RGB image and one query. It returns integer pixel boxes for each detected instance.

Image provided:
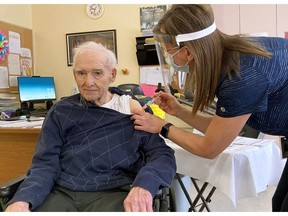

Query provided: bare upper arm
[129,98,143,114]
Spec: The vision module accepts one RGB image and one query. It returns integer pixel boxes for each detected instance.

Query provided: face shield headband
[153,22,216,94]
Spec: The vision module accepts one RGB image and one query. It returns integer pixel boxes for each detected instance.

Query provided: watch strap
[160,123,173,138]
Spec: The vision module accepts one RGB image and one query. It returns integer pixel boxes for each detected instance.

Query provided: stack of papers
[0,117,44,128]
[0,96,18,104]
[0,96,19,112]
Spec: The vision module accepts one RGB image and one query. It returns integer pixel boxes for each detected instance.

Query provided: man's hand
[5,201,30,212]
[123,187,153,212]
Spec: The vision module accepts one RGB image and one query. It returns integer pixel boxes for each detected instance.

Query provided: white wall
[212,4,288,37]
[212,4,240,35]
[277,4,288,37]
[0,4,32,29]
[240,5,277,36]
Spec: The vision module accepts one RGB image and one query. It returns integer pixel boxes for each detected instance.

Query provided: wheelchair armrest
[0,174,26,197]
[153,186,174,212]
[0,174,26,211]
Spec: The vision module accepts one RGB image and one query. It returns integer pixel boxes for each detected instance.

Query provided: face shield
[153,22,216,95]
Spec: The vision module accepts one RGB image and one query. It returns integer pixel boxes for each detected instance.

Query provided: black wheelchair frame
[0,175,26,211]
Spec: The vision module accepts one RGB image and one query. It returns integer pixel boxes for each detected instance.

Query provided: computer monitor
[17,76,56,111]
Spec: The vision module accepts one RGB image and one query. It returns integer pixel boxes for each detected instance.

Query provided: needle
[143,98,156,109]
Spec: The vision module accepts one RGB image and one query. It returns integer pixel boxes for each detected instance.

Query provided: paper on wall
[8,53,21,75]
[8,31,21,54]
[20,48,32,58]
[9,76,19,87]
[0,66,9,88]
[140,66,164,85]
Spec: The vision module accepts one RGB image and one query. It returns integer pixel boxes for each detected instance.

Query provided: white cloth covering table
[165,136,286,211]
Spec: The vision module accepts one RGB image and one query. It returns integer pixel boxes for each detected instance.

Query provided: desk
[0,122,42,184]
[166,136,286,210]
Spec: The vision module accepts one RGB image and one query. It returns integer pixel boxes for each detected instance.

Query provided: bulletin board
[0,20,33,93]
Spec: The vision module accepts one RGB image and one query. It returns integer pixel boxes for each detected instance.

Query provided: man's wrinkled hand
[5,201,30,212]
[123,187,153,212]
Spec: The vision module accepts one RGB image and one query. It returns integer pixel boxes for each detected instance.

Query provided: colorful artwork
[0,30,9,62]
[21,57,32,76]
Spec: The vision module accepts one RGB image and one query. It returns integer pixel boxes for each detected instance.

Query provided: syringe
[142,98,156,110]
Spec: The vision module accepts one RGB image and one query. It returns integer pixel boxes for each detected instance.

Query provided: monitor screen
[17,76,57,103]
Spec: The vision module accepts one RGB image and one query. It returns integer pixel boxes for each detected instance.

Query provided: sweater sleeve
[131,133,176,197]
[7,109,63,210]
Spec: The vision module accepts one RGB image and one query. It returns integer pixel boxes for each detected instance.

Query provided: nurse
[131,4,288,211]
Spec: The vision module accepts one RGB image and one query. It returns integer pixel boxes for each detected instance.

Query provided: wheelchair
[0,174,175,212]
[0,87,176,212]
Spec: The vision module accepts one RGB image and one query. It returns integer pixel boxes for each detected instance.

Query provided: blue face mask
[171,64,189,90]
[168,49,190,90]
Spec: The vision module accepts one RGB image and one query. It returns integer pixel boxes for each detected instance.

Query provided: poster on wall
[66,29,117,66]
[20,47,33,76]
[0,30,9,62]
[140,5,168,34]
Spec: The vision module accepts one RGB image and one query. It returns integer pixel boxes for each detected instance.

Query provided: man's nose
[84,73,96,84]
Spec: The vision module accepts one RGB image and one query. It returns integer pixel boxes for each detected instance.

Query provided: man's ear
[110,68,117,82]
[73,70,77,80]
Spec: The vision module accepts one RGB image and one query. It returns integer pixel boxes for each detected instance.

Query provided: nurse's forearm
[174,105,213,133]
[165,124,216,159]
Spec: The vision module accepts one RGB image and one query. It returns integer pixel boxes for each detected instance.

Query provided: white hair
[72,41,117,71]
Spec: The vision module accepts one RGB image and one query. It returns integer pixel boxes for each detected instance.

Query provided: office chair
[0,174,174,212]
[117,83,145,96]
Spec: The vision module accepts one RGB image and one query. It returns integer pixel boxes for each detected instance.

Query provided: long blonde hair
[157,4,271,115]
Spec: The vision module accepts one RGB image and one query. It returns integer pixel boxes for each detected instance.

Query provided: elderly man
[5,42,176,212]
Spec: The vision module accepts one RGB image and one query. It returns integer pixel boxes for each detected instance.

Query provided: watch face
[86,4,104,19]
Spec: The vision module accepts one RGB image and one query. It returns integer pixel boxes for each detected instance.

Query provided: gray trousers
[34,185,130,212]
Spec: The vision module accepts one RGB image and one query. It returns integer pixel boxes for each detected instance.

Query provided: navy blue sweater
[9,92,176,210]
